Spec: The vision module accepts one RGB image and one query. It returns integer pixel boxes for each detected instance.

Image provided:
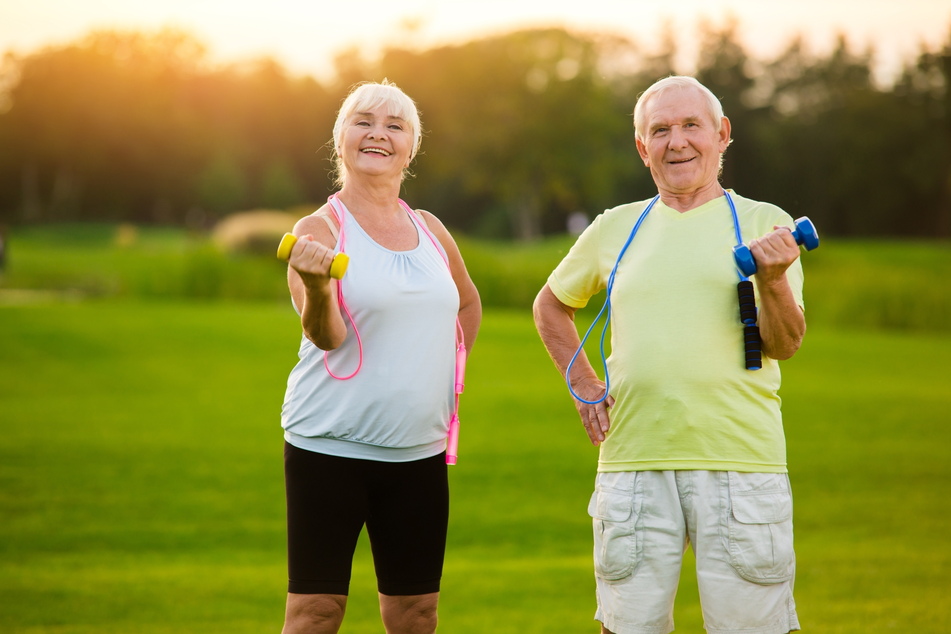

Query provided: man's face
[635,87,731,197]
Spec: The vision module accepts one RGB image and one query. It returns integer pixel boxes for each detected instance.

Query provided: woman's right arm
[287,209,348,350]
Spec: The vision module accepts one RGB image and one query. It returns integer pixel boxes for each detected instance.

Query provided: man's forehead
[645,92,714,126]
[646,110,711,130]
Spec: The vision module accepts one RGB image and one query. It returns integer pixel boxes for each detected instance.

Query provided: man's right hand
[570,377,614,446]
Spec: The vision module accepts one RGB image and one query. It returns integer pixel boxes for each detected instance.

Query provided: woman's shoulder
[412,208,438,228]
[411,208,452,240]
[292,203,339,247]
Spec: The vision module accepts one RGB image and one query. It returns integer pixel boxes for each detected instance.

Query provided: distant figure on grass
[279,80,481,634]
[533,75,807,634]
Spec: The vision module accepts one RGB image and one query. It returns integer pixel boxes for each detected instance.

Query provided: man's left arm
[748,226,806,360]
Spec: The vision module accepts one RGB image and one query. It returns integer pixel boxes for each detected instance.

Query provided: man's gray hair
[633,76,727,144]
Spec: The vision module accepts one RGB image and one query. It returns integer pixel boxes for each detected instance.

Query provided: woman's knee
[282,593,347,634]
[380,592,439,634]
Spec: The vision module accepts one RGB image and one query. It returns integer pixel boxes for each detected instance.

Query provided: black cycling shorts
[284,442,449,596]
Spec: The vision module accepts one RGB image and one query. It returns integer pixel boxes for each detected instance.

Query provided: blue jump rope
[565,191,760,405]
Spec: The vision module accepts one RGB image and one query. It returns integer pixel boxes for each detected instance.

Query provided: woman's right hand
[288,235,337,288]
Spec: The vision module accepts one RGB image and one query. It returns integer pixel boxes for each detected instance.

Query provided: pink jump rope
[278,194,466,465]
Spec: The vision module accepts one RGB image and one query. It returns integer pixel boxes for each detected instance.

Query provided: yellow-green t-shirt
[548,192,804,473]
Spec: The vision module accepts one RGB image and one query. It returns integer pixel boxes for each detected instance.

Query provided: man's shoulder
[730,191,787,215]
[600,198,656,220]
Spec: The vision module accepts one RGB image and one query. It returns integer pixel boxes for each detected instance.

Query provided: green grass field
[2,303,950,633]
[2,226,950,632]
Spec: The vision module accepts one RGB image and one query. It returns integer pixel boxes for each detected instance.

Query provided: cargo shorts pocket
[726,472,795,584]
[588,482,640,582]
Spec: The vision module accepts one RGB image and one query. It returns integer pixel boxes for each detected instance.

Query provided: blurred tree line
[0,23,949,239]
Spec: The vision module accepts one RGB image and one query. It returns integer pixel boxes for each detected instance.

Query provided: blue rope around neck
[565,191,745,404]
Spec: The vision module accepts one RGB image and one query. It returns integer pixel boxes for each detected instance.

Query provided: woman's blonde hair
[331,79,422,186]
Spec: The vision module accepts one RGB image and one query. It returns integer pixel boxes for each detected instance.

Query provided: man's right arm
[533,284,614,446]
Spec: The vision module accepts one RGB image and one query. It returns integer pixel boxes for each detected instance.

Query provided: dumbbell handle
[276,233,349,279]
[733,216,819,277]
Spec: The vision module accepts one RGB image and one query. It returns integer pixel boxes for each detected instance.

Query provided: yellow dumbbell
[276,233,350,279]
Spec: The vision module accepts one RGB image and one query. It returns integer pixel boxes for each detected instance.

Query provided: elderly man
[533,76,805,634]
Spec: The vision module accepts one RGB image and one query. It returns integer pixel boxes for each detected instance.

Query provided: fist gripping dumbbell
[732,216,819,277]
[276,233,350,279]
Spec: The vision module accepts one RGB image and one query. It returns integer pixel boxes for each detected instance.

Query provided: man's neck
[659,182,724,212]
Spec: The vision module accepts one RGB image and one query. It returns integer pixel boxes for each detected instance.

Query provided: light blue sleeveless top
[281,201,459,462]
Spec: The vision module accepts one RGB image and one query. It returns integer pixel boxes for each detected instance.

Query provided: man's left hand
[748,225,801,283]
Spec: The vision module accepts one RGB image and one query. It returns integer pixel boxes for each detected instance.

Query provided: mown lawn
[2,300,950,632]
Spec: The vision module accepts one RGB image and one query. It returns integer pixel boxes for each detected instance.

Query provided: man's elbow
[765,344,799,361]
[763,324,806,361]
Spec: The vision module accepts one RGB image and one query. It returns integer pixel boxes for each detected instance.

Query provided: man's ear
[718,116,732,152]
[635,137,650,167]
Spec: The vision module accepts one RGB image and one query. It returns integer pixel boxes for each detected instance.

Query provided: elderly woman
[280,80,481,634]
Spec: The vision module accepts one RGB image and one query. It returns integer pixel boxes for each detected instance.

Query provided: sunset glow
[2,0,949,83]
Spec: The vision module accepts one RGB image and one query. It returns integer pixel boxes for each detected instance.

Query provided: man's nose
[668,126,688,149]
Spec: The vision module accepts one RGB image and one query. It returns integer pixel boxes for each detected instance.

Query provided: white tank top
[281,201,459,462]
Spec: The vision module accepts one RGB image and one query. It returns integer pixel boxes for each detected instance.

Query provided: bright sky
[1,0,949,84]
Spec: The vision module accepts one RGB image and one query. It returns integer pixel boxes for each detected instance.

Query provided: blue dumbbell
[733,216,819,277]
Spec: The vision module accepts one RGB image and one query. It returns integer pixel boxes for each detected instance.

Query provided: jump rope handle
[446,414,460,466]
[454,343,467,394]
[276,233,350,279]
[737,281,762,371]
[446,342,467,466]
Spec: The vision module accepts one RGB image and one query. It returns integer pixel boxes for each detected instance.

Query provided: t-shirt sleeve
[755,203,806,311]
[546,213,607,309]
[784,255,805,311]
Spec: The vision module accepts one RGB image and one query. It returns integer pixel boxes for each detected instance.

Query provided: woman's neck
[338,179,402,219]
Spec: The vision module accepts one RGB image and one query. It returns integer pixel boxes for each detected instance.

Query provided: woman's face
[339,105,414,182]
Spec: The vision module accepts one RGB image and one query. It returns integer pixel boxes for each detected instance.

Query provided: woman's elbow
[303,327,346,351]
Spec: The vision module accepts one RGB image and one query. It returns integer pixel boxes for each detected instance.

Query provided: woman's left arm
[419,210,482,354]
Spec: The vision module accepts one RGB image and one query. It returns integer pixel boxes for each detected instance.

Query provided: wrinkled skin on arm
[533,285,614,446]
